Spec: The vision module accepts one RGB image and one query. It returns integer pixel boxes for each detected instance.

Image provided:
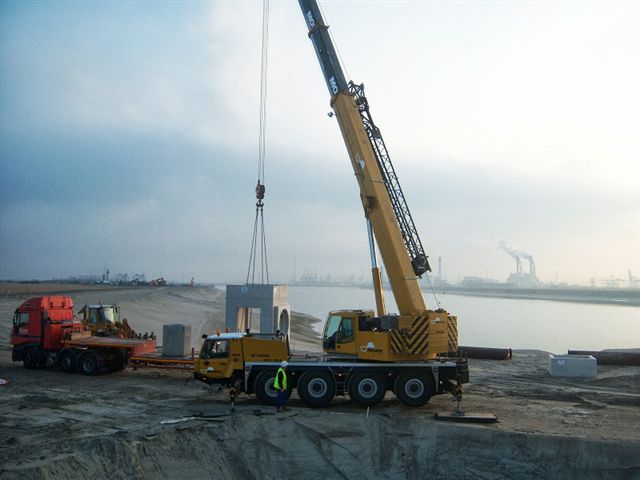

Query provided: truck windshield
[13,312,29,326]
[201,340,229,359]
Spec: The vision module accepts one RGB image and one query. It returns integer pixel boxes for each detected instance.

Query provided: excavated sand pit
[2,406,638,480]
[1,285,639,479]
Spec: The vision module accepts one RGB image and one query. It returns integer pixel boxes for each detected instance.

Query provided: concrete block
[163,324,191,357]
[225,284,290,335]
[549,354,597,378]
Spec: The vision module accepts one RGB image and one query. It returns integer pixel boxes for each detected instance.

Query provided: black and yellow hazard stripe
[447,316,458,352]
[390,316,431,354]
[407,316,430,354]
[390,329,407,353]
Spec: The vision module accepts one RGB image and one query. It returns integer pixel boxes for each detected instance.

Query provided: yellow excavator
[78,304,138,339]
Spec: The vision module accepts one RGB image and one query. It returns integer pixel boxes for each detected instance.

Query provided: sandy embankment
[0,283,321,351]
[0,285,639,479]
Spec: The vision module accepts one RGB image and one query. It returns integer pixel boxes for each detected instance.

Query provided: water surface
[288,286,640,353]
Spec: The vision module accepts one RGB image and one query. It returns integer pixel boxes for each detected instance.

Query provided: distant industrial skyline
[1,2,638,286]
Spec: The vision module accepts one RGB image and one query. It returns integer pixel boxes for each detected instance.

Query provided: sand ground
[0,285,638,479]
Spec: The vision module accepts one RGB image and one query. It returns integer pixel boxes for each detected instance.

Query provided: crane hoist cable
[246,0,270,285]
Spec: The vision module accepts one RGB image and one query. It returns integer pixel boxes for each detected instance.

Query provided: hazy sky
[1,1,638,286]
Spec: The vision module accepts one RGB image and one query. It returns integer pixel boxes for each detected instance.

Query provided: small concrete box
[549,354,597,378]
[162,324,191,357]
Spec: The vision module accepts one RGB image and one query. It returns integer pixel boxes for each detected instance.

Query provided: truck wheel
[348,372,385,407]
[298,371,336,407]
[108,350,127,372]
[254,371,279,405]
[59,350,78,373]
[22,347,41,369]
[394,371,434,407]
[79,352,101,376]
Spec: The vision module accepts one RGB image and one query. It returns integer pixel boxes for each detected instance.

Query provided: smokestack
[438,256,442,280]
[529,257,536,278]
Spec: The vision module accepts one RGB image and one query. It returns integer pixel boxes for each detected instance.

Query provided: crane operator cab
[323,310,370,356]
[324,309,406,360]
[322,309,456,362]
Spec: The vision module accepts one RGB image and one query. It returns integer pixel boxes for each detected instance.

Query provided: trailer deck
[62,336,157,357]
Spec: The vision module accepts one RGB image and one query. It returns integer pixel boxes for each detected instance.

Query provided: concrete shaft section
[162,324,192,357]
[549,354,597,378]
[225,284,291,336]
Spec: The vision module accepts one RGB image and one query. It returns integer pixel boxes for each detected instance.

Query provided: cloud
[1,2,638,285]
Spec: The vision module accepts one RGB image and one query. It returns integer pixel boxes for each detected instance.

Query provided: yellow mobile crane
[194,1,467,408]
[301,0,458,362]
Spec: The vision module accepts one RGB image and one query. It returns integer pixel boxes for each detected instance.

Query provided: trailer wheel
[22,347,42,369]
[254,371,279,405]
[394,371,434,407]
[348,372,385,407]
[59,350,78,373]
[298,371,336,407]
[79,351,101,376]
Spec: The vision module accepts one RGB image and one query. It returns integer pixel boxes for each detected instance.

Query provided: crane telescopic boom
[299,0,430,316]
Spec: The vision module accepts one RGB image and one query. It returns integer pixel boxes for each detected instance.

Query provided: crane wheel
[347,372,385,407]
[254,371,279,405]
[393,371,434,407]
[298,371,336,407]
[59,350,78,373]
[79,351,101,376]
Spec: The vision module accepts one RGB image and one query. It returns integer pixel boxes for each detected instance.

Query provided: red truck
[11,296,157,375]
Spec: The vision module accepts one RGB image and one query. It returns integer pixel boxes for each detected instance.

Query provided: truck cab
[11,296,79,367]
[194,332,288,386]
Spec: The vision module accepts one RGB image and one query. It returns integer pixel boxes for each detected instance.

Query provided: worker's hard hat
[280,361,288,368]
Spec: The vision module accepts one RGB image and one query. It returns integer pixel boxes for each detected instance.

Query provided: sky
[1,0,638,286]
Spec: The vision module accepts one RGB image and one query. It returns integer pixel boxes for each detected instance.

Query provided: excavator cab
[78,304,137,338]
[80,304,119,329]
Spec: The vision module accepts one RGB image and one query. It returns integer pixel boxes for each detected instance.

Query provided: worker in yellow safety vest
[274,361,289,412]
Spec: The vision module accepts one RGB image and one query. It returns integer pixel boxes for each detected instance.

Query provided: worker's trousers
[276,390,287,409]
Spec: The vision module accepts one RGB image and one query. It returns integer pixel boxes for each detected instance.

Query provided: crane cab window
[323,315,342,349]
[337,318,354,343]
[324,315,355,347]
[201,339,229,359]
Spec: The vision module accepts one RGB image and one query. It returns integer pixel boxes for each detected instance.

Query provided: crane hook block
[255,182,266,200]
[255,181,266,207]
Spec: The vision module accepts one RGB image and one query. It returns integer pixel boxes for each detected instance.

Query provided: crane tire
[348,371,386,407]
[393,371,434,407]
[297,371,336,407]
[254,371,279,405]
[79,351,101,376]
[59,349,78,373]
